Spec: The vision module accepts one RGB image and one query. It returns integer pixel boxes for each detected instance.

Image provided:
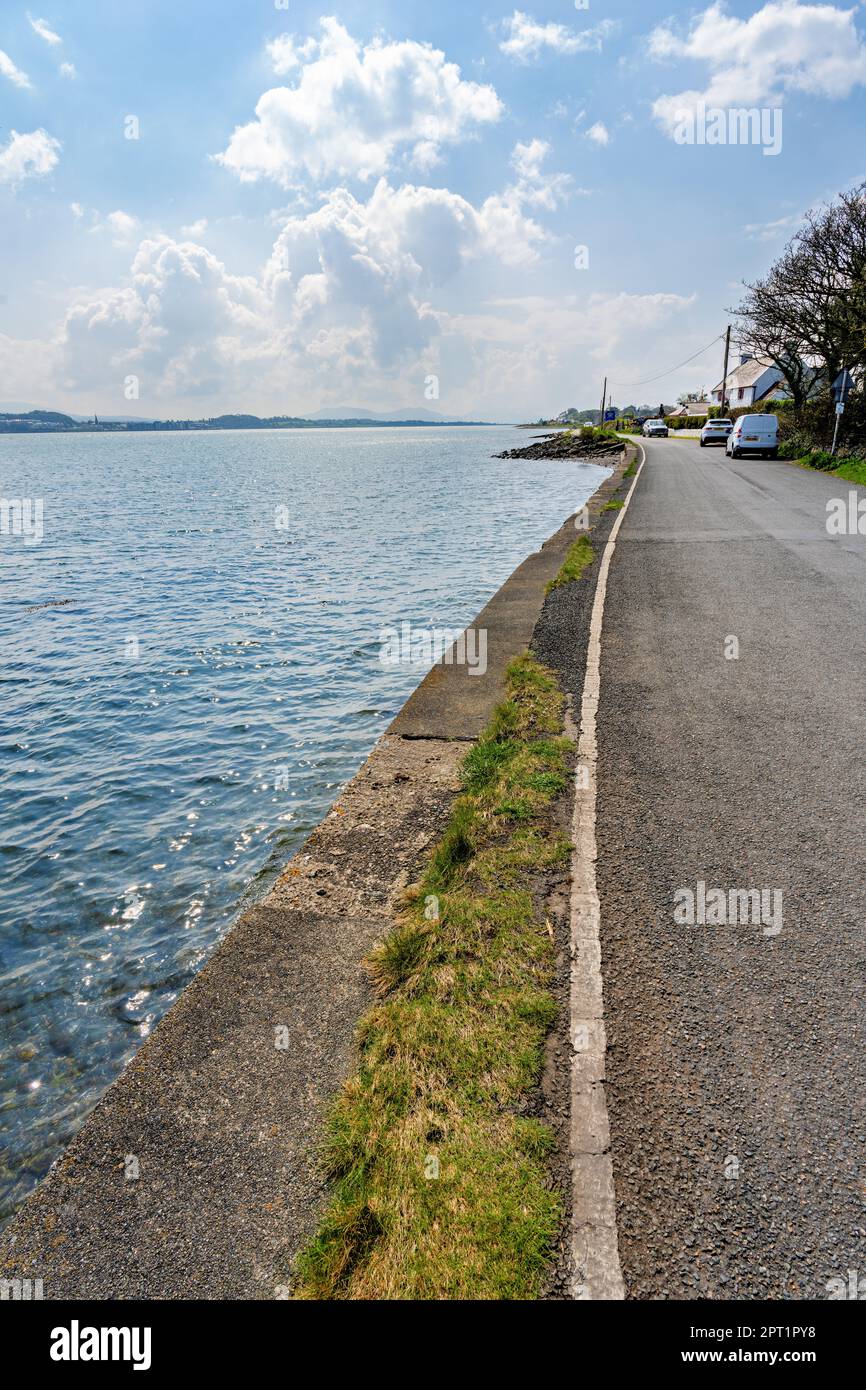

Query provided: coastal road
[595,436,866,1299]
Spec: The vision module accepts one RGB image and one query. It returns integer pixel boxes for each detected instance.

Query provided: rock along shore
[495,430,626,463]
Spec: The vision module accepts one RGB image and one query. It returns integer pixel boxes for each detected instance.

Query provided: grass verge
[780,448,866,486]
[546,534,593,593]
[830,457,866,486]
[294,653,572,1300]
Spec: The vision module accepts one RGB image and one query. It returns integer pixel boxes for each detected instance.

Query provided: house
[669,400,712,418]
[710,355,791,409]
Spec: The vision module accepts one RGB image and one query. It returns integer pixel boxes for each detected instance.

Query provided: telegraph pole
[719,325,732,415]
[599,375,607,428]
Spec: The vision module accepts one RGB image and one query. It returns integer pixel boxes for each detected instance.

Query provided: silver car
[642,418,669,438]
[700,418,733,447]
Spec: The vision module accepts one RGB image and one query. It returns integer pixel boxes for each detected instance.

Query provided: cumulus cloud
[585,121,610,146]
[510,138,548,180]
[0,129,61,183]
[102,210,140,242]
[28,14,62,45]
[181,217,209,238]
[58,237,269,399]
[499,10,618,63]
[266,33,317,74]
[650,0,866,136]
[60,61,76,79]
[0,49,31,88]
[46,136,572,407]
[217,17,502,184]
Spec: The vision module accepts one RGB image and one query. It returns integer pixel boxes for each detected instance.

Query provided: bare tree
[733,181,866,410]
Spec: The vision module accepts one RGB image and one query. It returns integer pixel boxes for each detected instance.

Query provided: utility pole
[599,376,607,428]
[719,325,732,415]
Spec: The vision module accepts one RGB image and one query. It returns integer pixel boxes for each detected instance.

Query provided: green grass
[782,449,866,486]
[602,499,624,511]
[293,654,571,1300]
[831,457,866,486]
[546,534,594,593]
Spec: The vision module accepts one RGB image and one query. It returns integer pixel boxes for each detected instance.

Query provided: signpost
[831,369,853,455]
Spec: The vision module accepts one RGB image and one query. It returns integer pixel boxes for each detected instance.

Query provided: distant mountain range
[0,406,499,434]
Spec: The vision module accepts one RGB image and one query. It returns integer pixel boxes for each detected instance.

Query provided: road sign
[832,370,853,405]
[836,402,845,416]
[604,408,616,421]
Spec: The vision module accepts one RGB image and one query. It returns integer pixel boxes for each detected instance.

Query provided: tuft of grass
[293,654,570,1300]
[603,498,624,511]
[546,534,594,593]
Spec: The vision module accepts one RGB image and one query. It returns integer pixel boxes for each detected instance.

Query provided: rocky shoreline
[496,430,625,462]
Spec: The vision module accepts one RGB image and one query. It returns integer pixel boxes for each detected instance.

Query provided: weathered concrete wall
[0,449,631,1300]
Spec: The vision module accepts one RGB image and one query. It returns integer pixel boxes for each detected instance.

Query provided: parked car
[725,414,779,459]
[642,418,669,438]
[700,418,733,447]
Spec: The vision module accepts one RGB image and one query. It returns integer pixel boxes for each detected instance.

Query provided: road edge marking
[568,441,645,1300]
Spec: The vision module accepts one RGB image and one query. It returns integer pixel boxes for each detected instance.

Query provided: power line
[608,333,726,390]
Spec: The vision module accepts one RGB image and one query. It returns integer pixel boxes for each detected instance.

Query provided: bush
[664,414,707,430]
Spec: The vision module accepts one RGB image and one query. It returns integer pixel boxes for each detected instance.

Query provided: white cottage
[710,355,791,409]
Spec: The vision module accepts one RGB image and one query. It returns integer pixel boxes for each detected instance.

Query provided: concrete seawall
[0,448,632,1299]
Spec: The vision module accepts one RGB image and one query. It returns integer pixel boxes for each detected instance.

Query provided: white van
[725,414,779,459]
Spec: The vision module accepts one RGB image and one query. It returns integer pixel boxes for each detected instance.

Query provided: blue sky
[1,0,865,418]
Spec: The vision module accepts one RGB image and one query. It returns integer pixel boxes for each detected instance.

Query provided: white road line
[568,441,645,1300]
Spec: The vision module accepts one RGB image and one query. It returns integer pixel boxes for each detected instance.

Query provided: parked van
[725,414,779,459]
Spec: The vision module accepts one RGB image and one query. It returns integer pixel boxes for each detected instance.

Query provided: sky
[1,0,865,420]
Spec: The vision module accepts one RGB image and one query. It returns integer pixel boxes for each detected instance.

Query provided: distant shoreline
[0,410,502,436]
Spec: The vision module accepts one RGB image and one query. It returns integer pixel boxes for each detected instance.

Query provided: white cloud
[60,61,76,79]
[181,218,209,238]
[510,138,548,180]
[70,201,84,218]
[44,140,572,407]
[743,211,805,240]
[585,121,610,146]
[103,210,140,242]
[438,290,695,415]
[499,10,618,63]
[503,138,575,213]
[650,0,866,136]
[58,237,269,399]
[217,17,502,184]
[0,129,61,183]
[29,14,62,45]
[266,34,317,74]
[0,49,31,89]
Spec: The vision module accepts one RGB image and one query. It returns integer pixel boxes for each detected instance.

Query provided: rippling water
[0,425,609,1221]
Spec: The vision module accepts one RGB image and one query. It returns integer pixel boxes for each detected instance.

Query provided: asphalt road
[596,437,866,1299]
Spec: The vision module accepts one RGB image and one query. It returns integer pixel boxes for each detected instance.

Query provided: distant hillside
[0,408,498,434]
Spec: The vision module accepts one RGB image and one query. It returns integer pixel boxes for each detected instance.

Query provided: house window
[738,388,744,399]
